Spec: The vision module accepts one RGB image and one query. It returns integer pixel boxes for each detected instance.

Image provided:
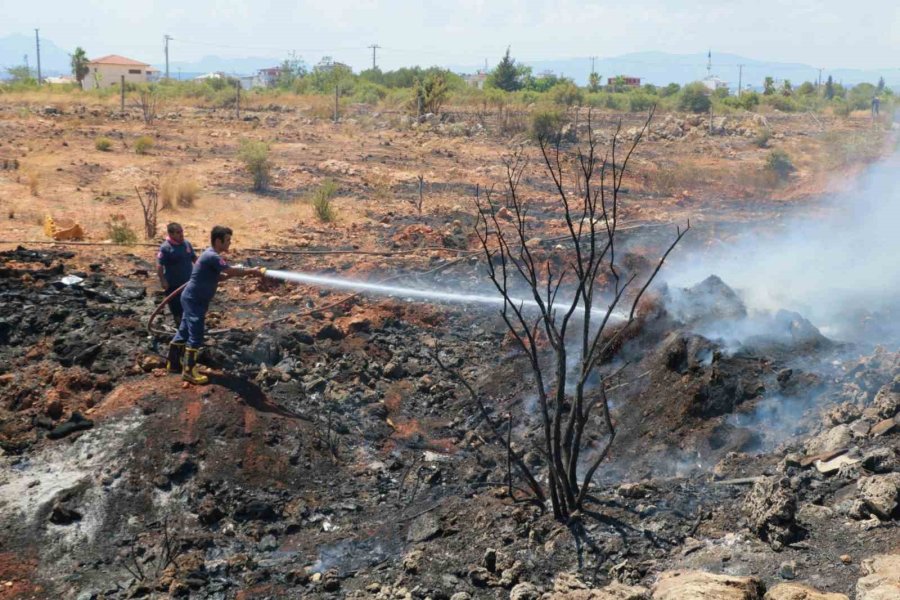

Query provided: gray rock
[857,474,900,520]
[407,512,441,542]
[744,477,799,549]
[509,582,540,600]
[806,425,853,455]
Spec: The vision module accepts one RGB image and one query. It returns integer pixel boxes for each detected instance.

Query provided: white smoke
[665,152,900,346]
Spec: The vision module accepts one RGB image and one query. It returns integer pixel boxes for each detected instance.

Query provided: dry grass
[26,171,39,196]
[160,175,200,209]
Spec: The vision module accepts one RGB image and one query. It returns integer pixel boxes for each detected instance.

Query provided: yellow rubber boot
[182,347,209,385]
[166,342,185,373]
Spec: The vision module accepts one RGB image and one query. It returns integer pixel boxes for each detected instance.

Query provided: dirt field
[0,94,898,599]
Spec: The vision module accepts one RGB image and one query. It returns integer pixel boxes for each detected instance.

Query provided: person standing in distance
[167,226,265,384]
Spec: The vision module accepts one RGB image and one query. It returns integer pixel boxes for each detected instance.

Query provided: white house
[702,75,728,93]
[464,71,488,89]
[83,55,159,90]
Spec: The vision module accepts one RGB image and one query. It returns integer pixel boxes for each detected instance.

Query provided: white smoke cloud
[664,152,900,346]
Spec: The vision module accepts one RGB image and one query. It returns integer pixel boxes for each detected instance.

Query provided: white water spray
[264,269,627,321]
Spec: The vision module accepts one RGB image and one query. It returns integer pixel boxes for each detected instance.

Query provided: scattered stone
[402,549,423,573]
[857,474,900,520]
[652,570,764,600]
[805,425,853,455]
[47,411,94,440]
[449,593,472,600]
[862,448,897,473]
[314,323,344,341]
[840,555,852,564]
[764,583,849,599]
[509,582,540,600]
[870,419,896,437]
[857,554,900,600]
[778,560,797,580]
[406,512,441,543]
[744,477,799,549]
[483,547,497,572]
[257,534,278,552]
[617,482,654,499]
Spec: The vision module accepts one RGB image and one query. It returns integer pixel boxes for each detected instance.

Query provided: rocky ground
[0,235,897,599]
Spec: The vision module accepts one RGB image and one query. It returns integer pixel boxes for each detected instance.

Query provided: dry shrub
[371,173,392,202]
[95,137,113,152]
[304,96,338,120]
[650,162,699,196]
[134,135,154,155]
[105,214,137,244]
[26,171,39,196]
[160,175,200,209]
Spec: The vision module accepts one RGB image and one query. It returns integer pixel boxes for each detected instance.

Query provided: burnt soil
[0,241,898,599]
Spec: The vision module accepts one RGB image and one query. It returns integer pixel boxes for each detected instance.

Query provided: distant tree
[660,82,681,97]
[5,65,34,83]
[610,75,627,92]
[588,71,600,92]
[679,82,712,113]
[488,47,522,92]
[71,47,89,86]
[877,76,885,92]
[277,54,307,89]
[781,79,792,96]
[797,81,816,96]
[824,75,835,99]
[527,71,564,93]
[763,76,776,95]
[308,56,354,94]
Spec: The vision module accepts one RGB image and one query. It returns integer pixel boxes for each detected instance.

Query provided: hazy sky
[5,0,899,70]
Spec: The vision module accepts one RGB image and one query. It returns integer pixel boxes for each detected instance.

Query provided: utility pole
[164,34,173,80]
[368,44,380,70]
[737,64,744,96]
[34,29,42,84]
[817,68,823,91]
[590,55,597,74]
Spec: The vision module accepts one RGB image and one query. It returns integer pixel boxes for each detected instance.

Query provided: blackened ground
[0,248,898,599]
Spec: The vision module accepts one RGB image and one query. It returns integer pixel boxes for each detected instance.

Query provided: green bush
[134,136,154,155]
[106,215,137,244]
[766,95,800,112]
[238,139,271,192]
[352,81,386,105]
[310,178,338,222]
[95,137,113,152]
[832,99,851,117]
[766,149,794,180]
[753,129,772,148]
[628,92,655,112]
[530,108,564,142]
[678,83,712,114]
[549,82,583,107]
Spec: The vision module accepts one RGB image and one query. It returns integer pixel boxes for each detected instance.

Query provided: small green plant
[766,149,794,180]
[310,178,338,222]
[134,136,154,155]
[530,108,564,143]
[832,99,851,118]
[106,214,138,244]
[238,139,271,192]
[753,129,772,148]
[95,137,113,152]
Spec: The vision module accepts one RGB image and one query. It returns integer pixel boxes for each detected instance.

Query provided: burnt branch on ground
[472,106,689,521]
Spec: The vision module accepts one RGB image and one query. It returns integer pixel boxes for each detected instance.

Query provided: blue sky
[4,0,899,71]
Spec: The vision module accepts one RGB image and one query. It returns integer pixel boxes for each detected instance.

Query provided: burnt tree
[474,108,688,520]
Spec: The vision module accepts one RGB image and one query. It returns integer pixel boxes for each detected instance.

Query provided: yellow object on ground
[44,216,85,241]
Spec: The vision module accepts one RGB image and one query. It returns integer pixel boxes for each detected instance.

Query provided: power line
[368,44,380,70]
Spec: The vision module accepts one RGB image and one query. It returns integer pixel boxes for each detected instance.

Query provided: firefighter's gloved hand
[258,267,267,278]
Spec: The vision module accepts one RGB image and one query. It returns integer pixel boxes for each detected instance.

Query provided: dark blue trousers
[171,296,209,348]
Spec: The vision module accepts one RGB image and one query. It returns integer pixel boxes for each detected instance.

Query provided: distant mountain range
[1,34,896,89]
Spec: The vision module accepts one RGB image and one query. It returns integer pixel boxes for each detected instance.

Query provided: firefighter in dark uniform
[156,222,197,327]
[166,226,265,384]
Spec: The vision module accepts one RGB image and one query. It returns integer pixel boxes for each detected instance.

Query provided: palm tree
[71,47,89,87]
